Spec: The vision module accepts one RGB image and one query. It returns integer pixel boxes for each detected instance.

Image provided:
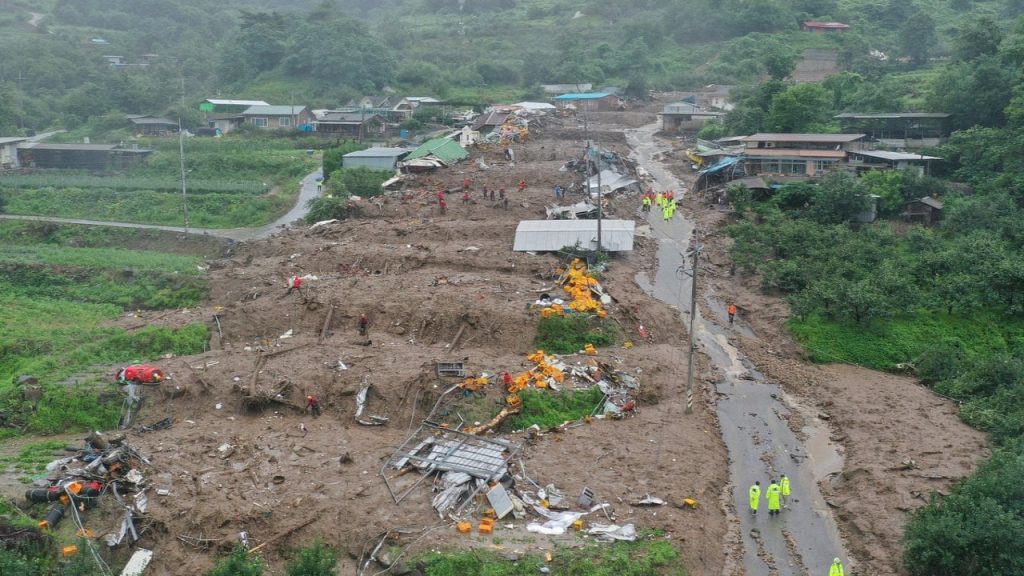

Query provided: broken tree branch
[247,516,319,554]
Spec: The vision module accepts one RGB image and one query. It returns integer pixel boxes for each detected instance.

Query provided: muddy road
[627,121,848,575]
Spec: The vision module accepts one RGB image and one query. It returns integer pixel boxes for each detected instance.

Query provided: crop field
[0,138,319,228]
[0,223,219,436]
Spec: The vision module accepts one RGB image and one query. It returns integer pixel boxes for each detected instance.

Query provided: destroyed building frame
[381,422,524,515]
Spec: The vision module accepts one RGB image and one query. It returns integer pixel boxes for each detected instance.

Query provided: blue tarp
[697,156,739,177]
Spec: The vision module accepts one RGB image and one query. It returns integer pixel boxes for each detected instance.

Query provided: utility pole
[178,75,189,233]
[580,104,602,253]
[684,230,703,414]
[595,132,602,253]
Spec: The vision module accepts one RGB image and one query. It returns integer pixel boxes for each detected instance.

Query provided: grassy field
[789,311,1024,370]
[0,223,217,436]
[0,137,319,228]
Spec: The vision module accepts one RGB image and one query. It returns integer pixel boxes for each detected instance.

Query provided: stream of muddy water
[627,122,848,576]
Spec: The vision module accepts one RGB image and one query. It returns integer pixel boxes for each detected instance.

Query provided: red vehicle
[115,364,165,384]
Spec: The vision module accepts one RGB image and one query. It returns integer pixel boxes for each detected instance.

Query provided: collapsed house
[398,137,469,172]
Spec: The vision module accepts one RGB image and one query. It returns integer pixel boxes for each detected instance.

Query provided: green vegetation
[720,20,1024,568]
[505,387,605,430]
[285,540,337,576]
[0,440,67,480]
[534,316,617,354]
[208,546,264,576]
[417,532,683,576]
[0,222,211,437]
[0,139,319,227]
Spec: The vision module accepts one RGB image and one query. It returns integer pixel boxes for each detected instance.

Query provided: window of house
[253,117,268,127]
[278,117,292,127]
[814,159,836,173]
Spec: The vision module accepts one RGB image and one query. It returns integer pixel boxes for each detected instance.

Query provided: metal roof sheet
[0,137,28,145]
[405,137,468,163]
[203,99,269,106]
[742,133,866,143]
[472,110,509,131]
[513,220,635,252]
[913,197,944,209]
[343,147,410,158]
[855,150,941,161]
[19,143,119,151]
[242,105,306,116]
[554,92,613,100]
[129,117,176,125]
[743,149,848,158]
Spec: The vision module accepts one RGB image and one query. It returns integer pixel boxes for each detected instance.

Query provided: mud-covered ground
[1,106,988,576]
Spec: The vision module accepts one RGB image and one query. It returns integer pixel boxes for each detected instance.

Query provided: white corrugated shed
[513,220,634,252]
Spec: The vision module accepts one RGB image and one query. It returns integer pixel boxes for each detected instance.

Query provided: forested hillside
[2,0,1024,133]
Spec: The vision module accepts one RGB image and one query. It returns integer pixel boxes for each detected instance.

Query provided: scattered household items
[25,431,153,566]
[436,361,467,378]
[355,378,389,426]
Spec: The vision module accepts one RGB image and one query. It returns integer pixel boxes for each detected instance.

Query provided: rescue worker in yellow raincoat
[767,479,781,515]
[748,481,761,515]
[781,474,791,508]
[829,558,844,576]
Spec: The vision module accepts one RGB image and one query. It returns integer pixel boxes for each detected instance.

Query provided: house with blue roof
[553,92,622,112]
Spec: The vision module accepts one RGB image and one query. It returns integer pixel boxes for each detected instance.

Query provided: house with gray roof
[242,105,312,130]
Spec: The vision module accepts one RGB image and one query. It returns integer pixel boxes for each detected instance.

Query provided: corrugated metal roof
[663,102,725,116]
[542,84,592,93]
[19,143,119,151]
[742,133,865,143]
[129,117,176,125]
[744,149,848,158]
[343,147,410,158]
[316,111,382,123]
[913,197,943,209]
[513,220,635,252]
[242,105,306,116]
[855,150,941,161]
[472,110,508,131]
[834,112,949,119]
[512,102,557,110]
[554,92,613,100]
[204,99,269,106]
[405,137,468,163]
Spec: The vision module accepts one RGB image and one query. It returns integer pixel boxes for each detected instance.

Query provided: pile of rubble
[24,430,156,574]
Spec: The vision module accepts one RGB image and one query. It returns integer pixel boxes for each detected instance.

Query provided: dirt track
[3,108,989,575]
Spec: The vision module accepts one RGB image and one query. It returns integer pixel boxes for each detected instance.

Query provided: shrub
[505,387,605,430]
[286,540,337,576]
[916,339,965,384]
[208,546,263,576]
[305,193,352,223]
[534,315,617,354]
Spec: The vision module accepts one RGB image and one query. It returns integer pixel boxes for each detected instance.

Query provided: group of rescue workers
[749,477,846,575]
[436,178,527,213]
[640,189,679,221]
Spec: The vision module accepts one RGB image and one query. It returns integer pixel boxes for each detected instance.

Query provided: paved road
[0,169,324,242]
[627,122,848,576]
